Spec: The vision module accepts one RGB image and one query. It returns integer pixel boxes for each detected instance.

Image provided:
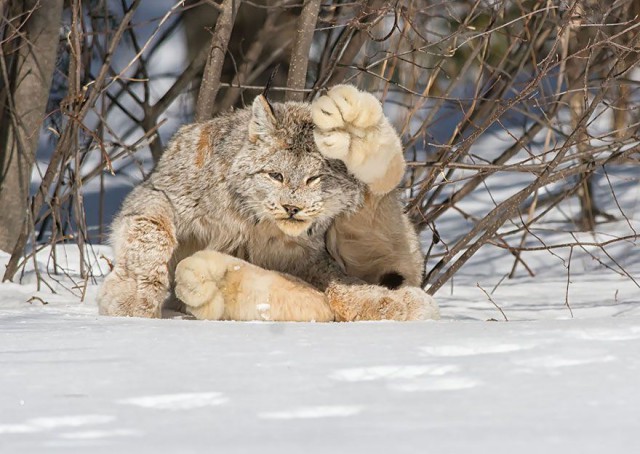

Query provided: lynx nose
[282,204,301,217]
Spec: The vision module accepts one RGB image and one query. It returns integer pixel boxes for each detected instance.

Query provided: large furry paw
[398,287,440,321]
[312,85,383,164]
[174,252,229,320]
[311,85,404,193]
[97,270,165,318]
[326,283,440,322]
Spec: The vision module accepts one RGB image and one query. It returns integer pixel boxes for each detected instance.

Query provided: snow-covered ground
[2,304,639,454]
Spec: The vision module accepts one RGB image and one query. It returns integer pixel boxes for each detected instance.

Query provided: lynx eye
[268,172,284,183]
[306,175,322,186]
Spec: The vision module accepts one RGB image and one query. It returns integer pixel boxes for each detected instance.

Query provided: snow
[1,237,640,453]
[1,312,640,453]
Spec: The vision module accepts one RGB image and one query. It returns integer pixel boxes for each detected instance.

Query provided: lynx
[97,85,439,321]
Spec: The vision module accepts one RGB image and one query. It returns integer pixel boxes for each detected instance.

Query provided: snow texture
[1,233,640,454]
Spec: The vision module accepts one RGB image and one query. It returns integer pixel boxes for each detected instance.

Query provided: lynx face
[231,97,364,237]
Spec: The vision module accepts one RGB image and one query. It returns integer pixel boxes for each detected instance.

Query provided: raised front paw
[175,252,229,320]
[311,85,383,162]
[312,85,383,132]
[311,85,404,193]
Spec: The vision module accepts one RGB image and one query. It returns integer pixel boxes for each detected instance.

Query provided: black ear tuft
[379,272,405,290]
[262,64,280,101]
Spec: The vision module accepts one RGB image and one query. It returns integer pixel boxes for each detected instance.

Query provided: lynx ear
[249,95,277,141]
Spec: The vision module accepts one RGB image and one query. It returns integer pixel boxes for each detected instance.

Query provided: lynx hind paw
[326,283,440,322]
[400,287,440,321]
[312,85,383,131]
[175,255,225,319]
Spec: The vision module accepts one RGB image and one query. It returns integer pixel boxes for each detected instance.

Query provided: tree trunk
[0,0,63,252]
[285,0,320,102]
[194,0,242,122]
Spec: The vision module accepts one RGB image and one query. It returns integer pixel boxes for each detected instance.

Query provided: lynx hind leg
[326,283,439,322]
[328,192,424,289]
[97,213,176,318]
[175,250,334,322]
[311,85,405,194]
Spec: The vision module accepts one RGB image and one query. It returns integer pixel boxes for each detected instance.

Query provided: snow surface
[2,296,640,453]
[1,229,639,453]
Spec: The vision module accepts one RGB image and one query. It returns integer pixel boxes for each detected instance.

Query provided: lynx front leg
[97,212,177,318]
[311,85,405,194]
[175,250,334,322]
